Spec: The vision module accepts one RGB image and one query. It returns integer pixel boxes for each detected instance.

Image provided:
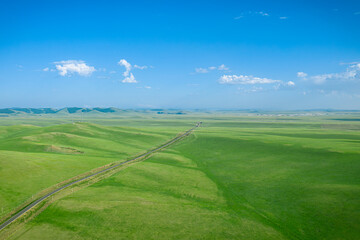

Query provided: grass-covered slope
[12,120,360,240]
[0,122,184,219]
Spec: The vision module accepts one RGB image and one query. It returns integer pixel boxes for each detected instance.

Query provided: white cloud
[194,64,230,73]
[122,73,137,83]
[311,74,328,84]
[118,59,148,83]
[340,61,360,65]
[300,63,360,85]
[134,65,148,70]
[195,68,209,73]
[234,11,291,21]
[54,60,95,76]
[218,64,229,71]
[144,86,151,89]
[118,59,131,77]
[219,74,281,85]
[43,67,49,72]
[287,81,295,86]
[256,11,269,16]
[297,72,308,78]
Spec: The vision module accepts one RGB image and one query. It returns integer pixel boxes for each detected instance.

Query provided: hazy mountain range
[0,107,188,115]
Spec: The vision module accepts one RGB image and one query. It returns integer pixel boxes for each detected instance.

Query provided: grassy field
[0,119,193,220]
[1,114,358,240]
[1,114,359,239]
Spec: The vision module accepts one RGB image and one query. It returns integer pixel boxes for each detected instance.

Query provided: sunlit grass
[8,116,360,240]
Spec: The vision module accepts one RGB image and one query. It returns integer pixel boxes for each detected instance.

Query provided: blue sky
[1,0,360,109]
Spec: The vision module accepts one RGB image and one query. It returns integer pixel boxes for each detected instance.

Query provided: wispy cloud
[54,60,95,76]
[297,63,360,85]
[297,72,308,78]
[218,64,229,71]
[16,64,24,71]
[195,68,209,73]
[256,11,269,16]
[134,64,148,70]
[234,11,270,19]
[234,16,244,20]
[354,11,360,15]
[238,86,264,93]
[97,76,110,79]
[194,64,230,74]
[234,11,290,21]
[219,74,295,93]
[340,61,360,65]
[136,86,152,89]
[219,74,280,85]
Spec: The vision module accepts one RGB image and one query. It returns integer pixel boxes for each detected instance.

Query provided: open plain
[0,111,359,239]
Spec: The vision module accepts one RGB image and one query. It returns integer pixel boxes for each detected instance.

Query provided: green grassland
[1,113,360,239]
[0,120,192,220]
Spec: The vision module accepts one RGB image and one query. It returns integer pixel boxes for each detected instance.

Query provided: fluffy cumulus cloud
[195,64,230,73]
[118,59,132,77]
[287,81,295,86]
[122,73,137,83]
[54,60,95,76]
[118,59,149,83]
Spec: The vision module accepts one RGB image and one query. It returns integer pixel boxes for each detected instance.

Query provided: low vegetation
[1,113,358,240]
[0,121,189,221]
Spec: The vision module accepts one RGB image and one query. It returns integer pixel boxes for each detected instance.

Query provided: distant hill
[0,107,188,116]
[1,107,359,117]
[0,107,121,115]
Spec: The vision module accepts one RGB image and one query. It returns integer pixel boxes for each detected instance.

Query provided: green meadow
[0,119,191,220]
[0,113,360,239]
